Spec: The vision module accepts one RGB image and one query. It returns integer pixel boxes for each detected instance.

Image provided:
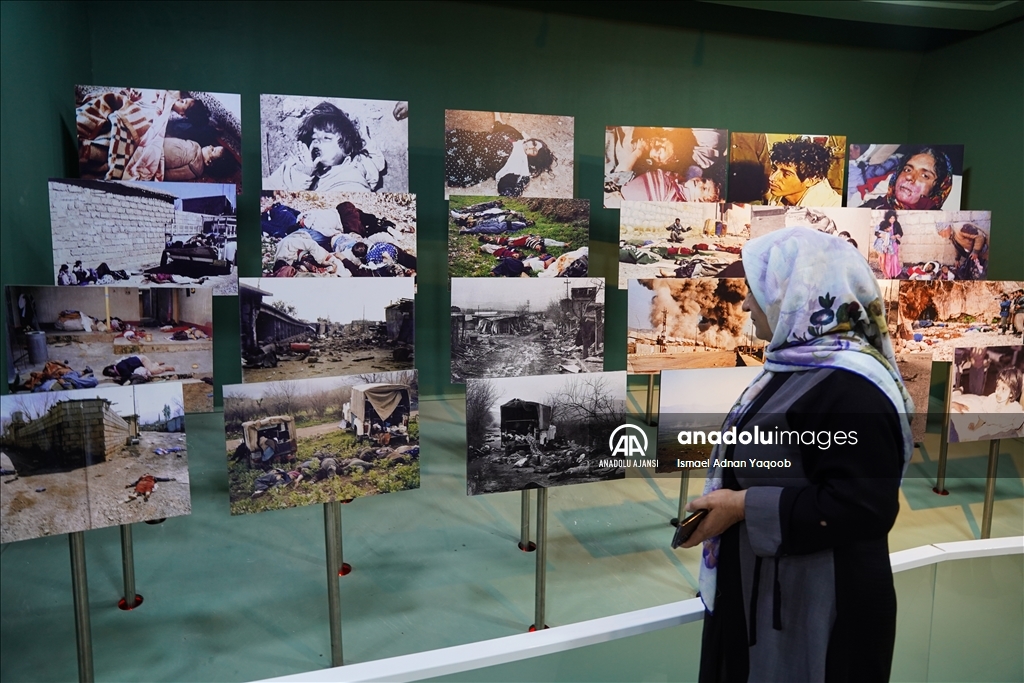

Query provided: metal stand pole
[518,489,536,551]
[338,503,352,576]
[981,440,1000,539]
[69,532,94,683]
[323,502,343,667]
[670,470,690,526]
[531,487,549,631]
[117,525,143,610]
[645,374,656,425]
[934,363,953,495]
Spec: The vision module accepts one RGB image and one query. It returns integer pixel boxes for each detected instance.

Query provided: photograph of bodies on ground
[260,190,416,278]
[880,280,931,445]
[627,278,766,373]
[450,278,604,382]
[895,280,1024,363]
[866,210,991,281]
[448,196,589,278]
[76,85,241,191]
[445,110,574,199]
[239,278,413,383]
[603,126,729,209]
[749,206,871,260]
[49,179,238,296]
[618,201,749,287]
[847,144,964,211]
[465,372,626,495]
[223,371,419,515]
[656,367,762,473]
[6,285,214,413]
[260,94,408,194]
[727,133,846,207]
[0,383,190,544]
[949,345,1024,443]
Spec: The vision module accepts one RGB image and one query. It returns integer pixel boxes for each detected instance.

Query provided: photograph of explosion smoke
[239,278,413,383]
[627,278,766,373]
[450,278,604,382]
[465,372,626,495]
[223,371,419,515]
[948,345,1024,443]
[895,280,1024,363]
[1,383,190,544]
[657,367,762,472]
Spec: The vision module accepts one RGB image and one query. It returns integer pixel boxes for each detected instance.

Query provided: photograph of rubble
[445,110,574,199]
[847,144,964,211]
[618,201,747,287]
[261,94,409,194]
[465,372,626,495]
[949,345,1024,443]
[223,371,419,515]
[867,210,991,281]
[447,196,589,278]
[49,179,237,295]
[76,85,241,191]
[450,278,604,382]
[627,278,766,373]
[5,285,214,413]
[260,190,417,277]
[657,367,762,472]
[604,126,728,208]
[239,278,414,383]
[727,132,846,207]
[0,383,190,544]
[894,280,1024,363]
[880,280,931,445]
[749,206,871,260]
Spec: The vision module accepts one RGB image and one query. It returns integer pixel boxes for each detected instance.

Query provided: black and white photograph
[750,206,871,259]
[240,277,414,383]
[223,372,419,516]
[260,190,416,277]
[76,85,241,191]
[450,278,604,383]
[465,372,626,495]
[6,285,214,413]
[445,110,573,199]
[0,383,190,544]
[49,179,237,295]
[604,126,728,208]
[949,345,1024,443]
[260,94,408,194]
[866,210,991,281]
[728,132,846,207]
[847,143,964,211]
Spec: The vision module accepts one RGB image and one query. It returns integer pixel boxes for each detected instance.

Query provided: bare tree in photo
[265,380,301,416]
[466,380,499,448]
[546,376,622,447]
[305,386,333,419]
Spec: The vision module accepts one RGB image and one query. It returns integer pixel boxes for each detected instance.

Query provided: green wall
[2,1,1020,399]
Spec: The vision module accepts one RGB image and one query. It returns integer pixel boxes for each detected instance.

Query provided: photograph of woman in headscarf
[848,144,963,211]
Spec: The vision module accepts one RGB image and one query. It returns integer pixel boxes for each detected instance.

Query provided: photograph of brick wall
[0,384,191,544]
[868,210,991,281]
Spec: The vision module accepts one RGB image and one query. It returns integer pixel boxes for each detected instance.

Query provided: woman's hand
[679,489,747,548]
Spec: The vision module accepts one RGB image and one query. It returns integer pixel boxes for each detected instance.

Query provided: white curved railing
[261,536,1024,683]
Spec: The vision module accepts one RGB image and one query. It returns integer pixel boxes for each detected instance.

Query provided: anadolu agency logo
[600,424,656,468]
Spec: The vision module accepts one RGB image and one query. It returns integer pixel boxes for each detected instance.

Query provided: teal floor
[1,393,1022,682]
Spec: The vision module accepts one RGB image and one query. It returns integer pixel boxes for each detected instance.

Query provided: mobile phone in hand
[671,509,709,549]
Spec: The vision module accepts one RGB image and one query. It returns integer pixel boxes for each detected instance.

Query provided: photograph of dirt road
[239,278,413,383]
[465,372,626,495]
[0,384,190,544]
[223,371,419,515]
[451,278,604,382]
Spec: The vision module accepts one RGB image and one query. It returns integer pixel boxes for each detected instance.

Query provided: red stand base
[144,518,166,525]
[338,562,352,576]
[518,541,537,552]
[528,624,549,632]
[117,594,144,610]
[932,487,950,496]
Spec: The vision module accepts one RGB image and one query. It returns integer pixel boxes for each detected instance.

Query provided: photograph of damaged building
[627,278,766,373]
[0,383,190,544]
[465,372,626,495]
[5,285,214,413]
[49,179,237,295]
[450,278,604,382]
[238,278,414,383]
[222,371,419,515]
